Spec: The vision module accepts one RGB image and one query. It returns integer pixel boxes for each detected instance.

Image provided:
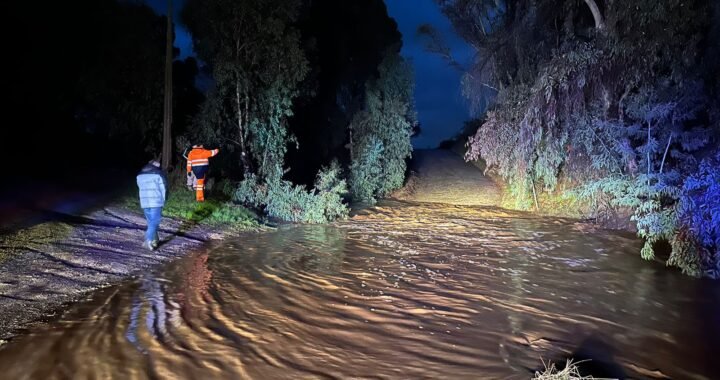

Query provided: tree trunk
[647,121,651,186]
[583,0,606,31]
[235,79,251,174]
[530,174,540,212]
[349,128,354,162]
[659,133,673,175]
[161,0,173,170]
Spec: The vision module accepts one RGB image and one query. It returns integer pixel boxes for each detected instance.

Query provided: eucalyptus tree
[349,51,416,203]
[182,0,309,179]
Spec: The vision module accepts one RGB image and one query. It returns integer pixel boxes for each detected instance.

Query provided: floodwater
[0,201,718,379]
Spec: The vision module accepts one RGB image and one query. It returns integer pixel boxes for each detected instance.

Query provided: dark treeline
[431,0,720,277]
[288,0,402,186]
[181,0,415,222]
[2,0,202,181]
[2,0,416,221]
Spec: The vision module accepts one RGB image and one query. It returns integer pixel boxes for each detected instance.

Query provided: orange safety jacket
[186,147,219,173]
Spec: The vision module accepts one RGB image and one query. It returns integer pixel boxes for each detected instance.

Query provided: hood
[140,163,164,175]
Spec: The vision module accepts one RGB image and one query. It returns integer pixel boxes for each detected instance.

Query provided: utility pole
[161,0,173,170]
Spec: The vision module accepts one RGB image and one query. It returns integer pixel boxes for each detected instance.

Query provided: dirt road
[396,149,502,206]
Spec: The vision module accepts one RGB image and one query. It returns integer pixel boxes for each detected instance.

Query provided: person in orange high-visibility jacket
[186,145,219,202]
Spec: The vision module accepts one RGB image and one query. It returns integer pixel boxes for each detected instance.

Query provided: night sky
[144,0,193,59]
[385,0,473,149]
[144,0,473,149]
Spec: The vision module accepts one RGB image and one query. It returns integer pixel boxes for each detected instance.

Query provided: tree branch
[659,133,673,175]
[583,0,606,31]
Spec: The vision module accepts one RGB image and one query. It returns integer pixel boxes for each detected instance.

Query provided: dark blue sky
[385,0,473,148]
[144,0,193,59]
[144,0,472,148]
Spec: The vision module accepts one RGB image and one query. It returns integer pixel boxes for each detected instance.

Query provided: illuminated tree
[182,0,309,179]
[349,51,416,203]
[439,0,720,275]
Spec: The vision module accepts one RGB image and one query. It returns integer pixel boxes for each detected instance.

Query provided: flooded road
[0,201,718,379]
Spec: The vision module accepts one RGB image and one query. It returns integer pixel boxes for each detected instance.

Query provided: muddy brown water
[0,201,718,379]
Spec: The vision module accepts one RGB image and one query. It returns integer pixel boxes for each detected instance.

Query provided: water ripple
[0,201,718,379]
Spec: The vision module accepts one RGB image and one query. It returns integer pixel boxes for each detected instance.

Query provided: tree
[182,0,308,179]
[583,0,605,31]
[286,0,403,185]
[349,51,416,203]
[184,0,353,222]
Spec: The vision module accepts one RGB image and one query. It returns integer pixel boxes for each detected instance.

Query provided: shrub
[350,138,384,203]
[235,161,349,223]
[678,151,720,277]
[122,181,258,228]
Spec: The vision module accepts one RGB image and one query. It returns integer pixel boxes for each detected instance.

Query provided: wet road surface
[399,150,502,206]
[0,201,718,379]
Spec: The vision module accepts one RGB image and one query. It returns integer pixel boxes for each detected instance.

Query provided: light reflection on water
[0,201,718,379]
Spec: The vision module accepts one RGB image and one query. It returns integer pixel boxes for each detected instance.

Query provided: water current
[0,201,718,379]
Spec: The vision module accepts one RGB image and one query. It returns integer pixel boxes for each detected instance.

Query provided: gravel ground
[0,206,229,341]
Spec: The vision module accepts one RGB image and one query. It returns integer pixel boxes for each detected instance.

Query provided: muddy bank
[0,206,257,341]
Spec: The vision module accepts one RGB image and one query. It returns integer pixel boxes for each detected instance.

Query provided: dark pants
[192,165,209,201]
[191,165,208,181]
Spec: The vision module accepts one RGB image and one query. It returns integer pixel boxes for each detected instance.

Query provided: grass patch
[120,185,259,229]
[494,179,589,219]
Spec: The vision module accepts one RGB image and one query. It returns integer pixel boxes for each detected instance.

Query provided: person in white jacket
[136,160,168,250]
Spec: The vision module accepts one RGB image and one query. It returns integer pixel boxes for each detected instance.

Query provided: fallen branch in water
[533,359,598,380]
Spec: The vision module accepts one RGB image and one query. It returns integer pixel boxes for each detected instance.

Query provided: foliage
[572,85,713,276]
[350,138,385,203]
[163,190,257,227]
[286,0,402,184]
[235,161,349,223]
[349,52,416,203]
[181,1,414,221]
[182,0,309,179]
[442,0,720,275]
[678,151,720,277]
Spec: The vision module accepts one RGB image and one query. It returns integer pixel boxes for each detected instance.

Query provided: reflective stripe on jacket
[137,164,168,209]
[186,147,219,172]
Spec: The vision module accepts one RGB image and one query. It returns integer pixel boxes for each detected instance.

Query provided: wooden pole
[161,0,173,170]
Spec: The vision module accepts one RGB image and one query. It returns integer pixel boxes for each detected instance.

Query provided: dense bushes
[235,162,349,223]
[678,151,720,277]
[229,49,416,216]
[439,0,720,276]
[350,138,384,203]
